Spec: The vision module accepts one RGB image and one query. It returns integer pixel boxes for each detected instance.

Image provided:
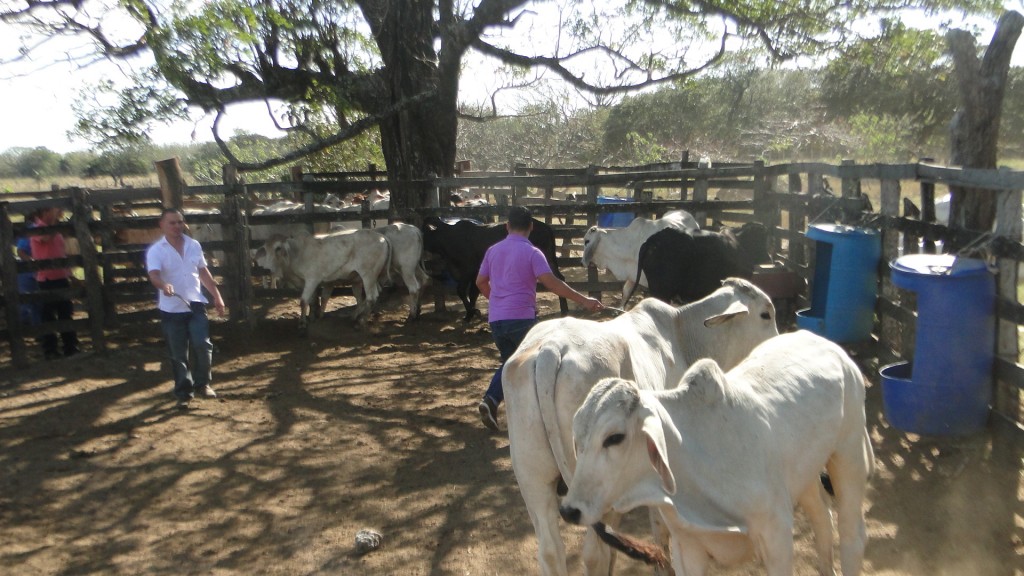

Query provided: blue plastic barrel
[796,224,881,343]
[597,196,634,228]
[880,254,995,436]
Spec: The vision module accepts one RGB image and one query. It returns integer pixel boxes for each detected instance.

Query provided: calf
[561,330,874,576]
[421,216,568,320]
[503,279,778,576]
[581,209,699,307]
[253,229,390,329]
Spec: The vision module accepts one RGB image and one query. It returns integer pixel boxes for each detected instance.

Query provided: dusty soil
[1,290,1021,576]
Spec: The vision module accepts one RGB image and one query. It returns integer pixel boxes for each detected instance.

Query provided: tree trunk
[372,0,459,216]
[946,10,1023,237]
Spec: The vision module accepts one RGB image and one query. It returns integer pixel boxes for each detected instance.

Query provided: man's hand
[163,283,175,297]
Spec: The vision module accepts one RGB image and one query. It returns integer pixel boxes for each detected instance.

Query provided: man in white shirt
[146,208,226,410]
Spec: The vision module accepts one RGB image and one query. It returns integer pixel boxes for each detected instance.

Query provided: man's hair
[160,207,184,220]
[507,205,533,231]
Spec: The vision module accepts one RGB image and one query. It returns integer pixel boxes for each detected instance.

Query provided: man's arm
[475,274,491,299]
[538,272,603,312]
[198,267,226,316]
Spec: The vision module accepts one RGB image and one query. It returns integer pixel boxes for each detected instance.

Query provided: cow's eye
[603,433,625,448]
[760,311,771,320]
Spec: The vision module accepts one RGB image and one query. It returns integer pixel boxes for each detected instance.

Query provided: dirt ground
[1,289,1022,576]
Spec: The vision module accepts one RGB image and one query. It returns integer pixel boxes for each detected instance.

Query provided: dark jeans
[485,318,537,405]
[38,278,78,356]
[160,303,213,401]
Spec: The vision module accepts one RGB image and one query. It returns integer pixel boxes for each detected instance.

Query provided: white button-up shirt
[146,235,210,313]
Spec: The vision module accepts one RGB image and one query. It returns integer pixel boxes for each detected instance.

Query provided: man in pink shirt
[30,206,79,359]
[474,206,603,431]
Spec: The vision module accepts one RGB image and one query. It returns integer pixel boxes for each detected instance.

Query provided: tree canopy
[0,0,1005,208]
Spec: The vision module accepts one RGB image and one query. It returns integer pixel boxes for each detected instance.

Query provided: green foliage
[12,147,62,180]
[846,113,921,162]
[85,148,151,186]
[457,100,608,170]
[71,70,190,151]
[820,20,955,149]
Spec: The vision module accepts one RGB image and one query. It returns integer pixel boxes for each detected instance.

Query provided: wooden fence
[2,160,1023,434]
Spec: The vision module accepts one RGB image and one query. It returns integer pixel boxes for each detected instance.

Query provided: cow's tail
[535,345,572,479]
[622,240,649,306]
[592,522,669,568]
[381,236,394,285]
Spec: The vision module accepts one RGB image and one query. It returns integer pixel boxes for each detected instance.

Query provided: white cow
[374,223,428,321]
[502,278,779,576]
[582,210,700,307]
[253,229,391,328]
[561,330,874,576]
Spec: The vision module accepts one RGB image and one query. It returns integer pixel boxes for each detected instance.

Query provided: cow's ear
[681,359,727,405]
[253,247,265,260]
[642,412,676,495]
[703,300,749,327]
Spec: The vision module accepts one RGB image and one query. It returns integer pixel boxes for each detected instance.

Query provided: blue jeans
[485,318,537,405]
[160,303,213,401]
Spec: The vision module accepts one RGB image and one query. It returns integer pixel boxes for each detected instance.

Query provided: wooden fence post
[994,186,1022,423]
[585,165,601,300]
[97,205,119,327]
[751,161,777,255]
[290,165,305,203]
[840,159,862,225]
[879,178,903,359]
[70,188,107,354]
[679,150,690,201]
[222,164,253,325]
[693,158,709,227]
[155,157,186,209]
[788,172,806,266]
[512,163,527,208]
[919,157,937,253]
[1,201,30,368]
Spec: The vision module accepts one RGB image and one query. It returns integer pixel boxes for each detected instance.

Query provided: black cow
[421,216,569,321]
[624,222,771,305]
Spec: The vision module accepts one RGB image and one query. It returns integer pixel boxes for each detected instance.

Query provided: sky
[0,4,1021,155]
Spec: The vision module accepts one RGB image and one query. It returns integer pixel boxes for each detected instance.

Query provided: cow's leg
[752,511,794,576]
[354,271,381,325]
[467,282,482,320]
[827,431,871,576]
[506,386,569,576]
[456,281,476,321]
[620,279,635,308]
[647,509,674,576]
[798,480,836,576]
[673,531,712,576]
[398,266,422,322]
[582,513,618,576]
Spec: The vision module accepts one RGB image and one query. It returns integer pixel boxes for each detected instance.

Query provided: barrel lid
[891,253,992,277]
[807,223,879,236]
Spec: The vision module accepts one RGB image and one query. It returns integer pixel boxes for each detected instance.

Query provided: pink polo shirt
[478,234,551,322]
[29,219,71,282]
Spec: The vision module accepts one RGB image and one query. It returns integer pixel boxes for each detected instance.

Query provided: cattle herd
[237,208,873,575]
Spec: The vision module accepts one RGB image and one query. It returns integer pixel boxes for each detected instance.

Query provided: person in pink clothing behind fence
[30,205,80,359]
[474,206,603,431]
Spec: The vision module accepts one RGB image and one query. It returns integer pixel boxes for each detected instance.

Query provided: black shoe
[43,350,62,361]
[64,347,81,358]
[478,396,499,431]
[176,398,191,410]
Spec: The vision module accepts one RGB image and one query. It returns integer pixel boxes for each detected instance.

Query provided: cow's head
[581,226,604,268]
[559,378,676,527]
